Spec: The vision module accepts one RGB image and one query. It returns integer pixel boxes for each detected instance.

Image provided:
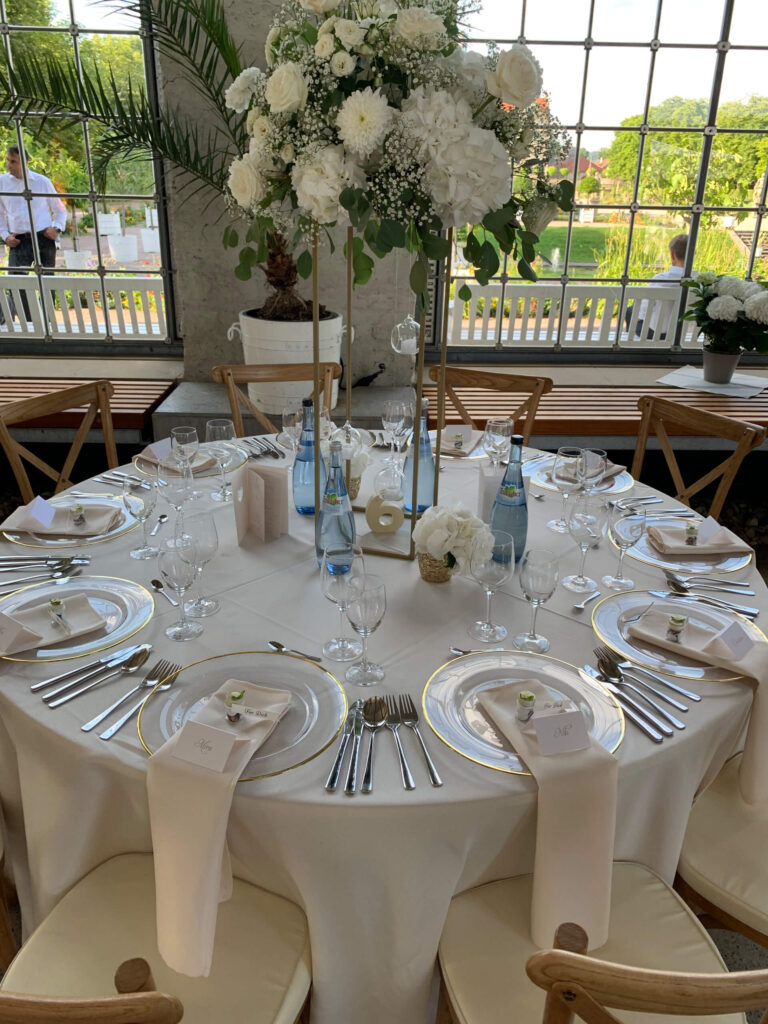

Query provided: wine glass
[482,418,512,470]
[468,529,514,643]
[513,549,559,653]
[205,418,236,503]
[382,400,406,464]
[393,404,414,471]
[320,545,365,661]
[177,511,220,617]
[281,401,303,456]
[157,549,203,641]
[171,425,198,466]
[603,505,647,591]
[547,446,582,533]
[157,455,193,545]
[563,495,608,593]
[345,574,387,685]
[122,470,158,560]
[577,448,607,496]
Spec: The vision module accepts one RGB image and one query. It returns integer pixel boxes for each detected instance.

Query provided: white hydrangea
[485,44,543,109]
[741,280,764,299]
[400,86,473,162]
[706,294,743,322]
[448,48,487,104]
[336,87,393,157]
[224,67,264,112]
[413,503,494,576]
[315,33,335,58]
[330,50,356,76]
[291,144,362,224]
[394,6,446,48]
[695,271,719,286]
[265,61,308,113]
[744,289,768,325]
[715,276,751,300]
[334,17,365,49]
[427,123,511,226]
[227,153,267,211]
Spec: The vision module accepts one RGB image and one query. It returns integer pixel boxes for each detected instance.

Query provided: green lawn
[536,224,679,267]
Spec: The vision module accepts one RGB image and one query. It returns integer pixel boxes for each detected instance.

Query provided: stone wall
[156,0,414,387]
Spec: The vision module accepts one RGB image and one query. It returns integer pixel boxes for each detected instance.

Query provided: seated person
[624,232,687,340]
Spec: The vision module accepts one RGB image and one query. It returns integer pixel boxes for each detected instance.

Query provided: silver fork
[81,659,177,733]
[398,694,442,787]
[594,648,686,730]
[594,644,701,703]
[99,663,182,740]
[385,695,415,790]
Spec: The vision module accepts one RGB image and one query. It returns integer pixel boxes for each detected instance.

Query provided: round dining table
[0,440,762,1024]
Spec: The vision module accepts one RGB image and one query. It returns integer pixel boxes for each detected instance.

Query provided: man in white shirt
[0,145,67,322]
[628,232,688,340]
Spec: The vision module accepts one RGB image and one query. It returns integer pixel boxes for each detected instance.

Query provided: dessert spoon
[150,578,179,607]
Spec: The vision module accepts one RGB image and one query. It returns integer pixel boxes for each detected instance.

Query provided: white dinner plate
[422,650,623,774]
[618,515,752,574]
[591,590,765,681]
[0,576,153,662]
[137,651,347,781]
[132,444,248,479]
[523,455,634,495]
[3,494,137,548]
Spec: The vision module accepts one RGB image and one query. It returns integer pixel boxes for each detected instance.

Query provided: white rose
[318,15,337,34]
[248,113,270,141]
[744,290,768,325]
[394,6,446,47]
[485,44,543,109]
[334,17,365,49]
[299,0,338,12]
[315,33,335,58]
[265,62,308,114]
[265,25,282,67]
[330,50,355,76]
[280,142,295,164]
[227,154,266,211]
[706,295,743,322]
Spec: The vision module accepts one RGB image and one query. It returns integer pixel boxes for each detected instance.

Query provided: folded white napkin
[147,679,292,976]
[628,607,768,803]
[546,459,625,485]
[478,679,618,949]
[0,593,106,655]
[139,445,217,474]
[2,501,121,537]
[647,523,752,557]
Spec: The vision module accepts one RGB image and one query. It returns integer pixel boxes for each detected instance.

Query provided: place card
[147,437,173,460]
[698,516,722,543]
[532,698,590,755]
[0,610,43,656]
[478,462,502,523]
[172,720,237,773]
[712,620,754,660]
[233,462,289,545]
[28,495,56,528]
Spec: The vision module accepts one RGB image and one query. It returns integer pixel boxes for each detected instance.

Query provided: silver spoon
[449,646,504,657]
[573,590,601,611]
[529,490,546,502]
[0,566,83,589]
[663,570,753,594]
[150,578,179,607]
[361,697,387,795]
[150,514,169,537]
[664,576,755,598]
[268,640,322,663]
[47,647,151,708]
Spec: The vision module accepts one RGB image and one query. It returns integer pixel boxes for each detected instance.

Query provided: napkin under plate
[647,523,752,557]
[139,446,217,473]
[2,501,122,537]
[0,593,106,655]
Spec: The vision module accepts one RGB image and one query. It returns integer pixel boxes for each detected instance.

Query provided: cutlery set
[241,437,285,460]
[93,471,151,490]
[326,693,442,795]
[0,555,91,590]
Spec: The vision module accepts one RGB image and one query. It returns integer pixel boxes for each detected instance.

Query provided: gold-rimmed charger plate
[422,650,623,774]
[616,515,752,574]
[137,651,347,781]
[0,576,153,662]
[3,494,138,548]
[523,456,634,495]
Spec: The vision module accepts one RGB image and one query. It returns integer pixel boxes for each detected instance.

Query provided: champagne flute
[482,418,512,470]
[205,418,236,503]
[577,448,607,496]
[122,469,158,559]
[468,529,514,643]
[603,506,647,591]
[513,549,559,653]
[563,494,608,593]
[320,545,365,661]
[345,574,387,685]
[178,511,220,617]
[382,400,406,464]
[547,446,582,533]
[158,548,203,640]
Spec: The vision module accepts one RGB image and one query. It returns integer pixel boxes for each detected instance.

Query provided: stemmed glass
[577,448,607,496]
[178,511,220,617]
[157,548,203,641]
[468,529,514,643]
[345,574,387,685]
[603,505,647,591]
[563,495,608,593]
[205,418,236,503]
[482,418,512,470]
[157,455,193,545]
[513,549,559,653]
[122,469,158,560]
[171,425,198,466]
[382,400,406,464]
[281,401,303,458]
[320,545,365,661]
[392,403,414,471]
[547,446,583,533]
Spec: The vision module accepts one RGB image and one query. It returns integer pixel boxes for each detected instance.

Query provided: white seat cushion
[679,753,768,939]
[439,862,744,1024]
[1,853,310,1024]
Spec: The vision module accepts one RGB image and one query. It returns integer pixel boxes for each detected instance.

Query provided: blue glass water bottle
[403,397,435,513]
[293,397,326,516]
[489,432,527,561]
[315,440,356,566]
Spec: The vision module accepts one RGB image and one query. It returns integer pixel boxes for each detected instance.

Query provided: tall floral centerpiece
[682,274,768,383]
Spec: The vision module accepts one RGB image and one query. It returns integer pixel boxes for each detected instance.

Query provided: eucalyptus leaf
[296,249,313,279]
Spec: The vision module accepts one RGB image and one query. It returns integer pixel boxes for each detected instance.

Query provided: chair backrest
[428,365,553,446]
[630,395,766,519]
[212,362,342,436]
[0,380,119,503]
[526,922,768,1024]
[0,816,18,972]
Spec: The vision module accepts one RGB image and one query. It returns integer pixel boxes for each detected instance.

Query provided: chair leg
[0,871,19,970]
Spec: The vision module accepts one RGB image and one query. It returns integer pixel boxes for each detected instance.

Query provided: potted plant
[682,274,768,383]
[412,503,493,582]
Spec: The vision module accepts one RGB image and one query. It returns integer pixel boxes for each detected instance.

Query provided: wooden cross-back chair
[212,362,342,437]
[0,822,18,972]
[630,395,766,519]
[0,380,118,504]
[527,921,768,1024]
[428,366,553,446]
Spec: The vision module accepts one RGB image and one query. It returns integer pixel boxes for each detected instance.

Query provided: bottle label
[500,484,520,499]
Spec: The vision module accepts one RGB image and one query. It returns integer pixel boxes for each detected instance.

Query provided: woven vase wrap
[347,476,361,500]
[417,552,452,583]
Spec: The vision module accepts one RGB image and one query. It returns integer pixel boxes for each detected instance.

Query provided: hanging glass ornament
[374,463,403,501]
[330,419,362,460]
[390,313,420,356]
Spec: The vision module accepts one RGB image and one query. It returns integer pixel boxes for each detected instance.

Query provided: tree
[578,174,600,197]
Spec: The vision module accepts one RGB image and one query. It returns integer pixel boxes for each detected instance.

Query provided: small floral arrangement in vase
[682,273,768,381]
[412,503,493,582]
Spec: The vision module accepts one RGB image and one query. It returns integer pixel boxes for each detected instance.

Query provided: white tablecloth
[0,449,760,1024]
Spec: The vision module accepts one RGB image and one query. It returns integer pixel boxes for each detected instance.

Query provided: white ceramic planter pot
[227,310,343,417]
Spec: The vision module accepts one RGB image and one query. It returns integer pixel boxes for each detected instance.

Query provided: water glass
[382,400,406,463]
[563,495,608,593]
[482,418,513,469]
[345,574,387,685]
[158,549,203,641]
[603,506,647,591]
[468,529,514,643]
[393,405,414,470]
[547,446,582,534]
[281,402,303,455]
[577,448,607,495]
[205,418,236,502]
[513,549,559,653]
[320,545,365,662]
[178,511,220,617]
[122,470,158,560]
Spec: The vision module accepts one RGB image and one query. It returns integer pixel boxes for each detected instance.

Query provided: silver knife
[41,645,147,702]
[47,645,152,709]
[31,644,144,692]
[325,700,363,792]
[580,668,664,743]
[648,590,759,619]
[344,704,365,796]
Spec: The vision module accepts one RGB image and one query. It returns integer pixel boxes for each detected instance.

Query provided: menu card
[233,462,290,545]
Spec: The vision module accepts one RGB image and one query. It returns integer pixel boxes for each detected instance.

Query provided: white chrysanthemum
[485,44,543,109]
[400,86,473,162]
[248,114,270,142]
[265,61,308,113]
[291,144,362,224]
[334,17,365,49]
[715,276,750,299]
[330,50,356,76]
[395,6,445,47]
[706,295,743,322]
[315,33,335,58]
[246,109,264,135]
[227,154,267,211]
[224,67,264,112]
[427,123,511,227]
[336,87,393,157]
[744,289,768,325]
[299,0,337,12]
